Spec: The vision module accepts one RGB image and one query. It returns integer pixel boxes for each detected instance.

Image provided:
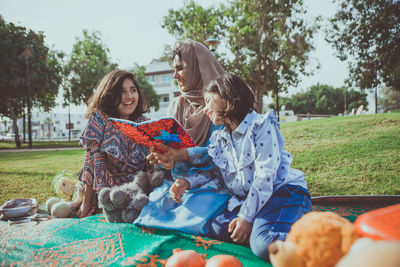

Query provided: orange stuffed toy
[268,211,359,267]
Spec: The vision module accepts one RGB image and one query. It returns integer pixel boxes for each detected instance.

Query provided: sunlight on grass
[0,113,399,205]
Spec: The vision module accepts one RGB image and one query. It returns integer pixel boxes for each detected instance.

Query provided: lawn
[0,140,80,149]
[0,113,399,205]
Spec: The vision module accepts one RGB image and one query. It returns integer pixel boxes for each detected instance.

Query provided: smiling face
[203,92,227,125]
[117,78,139,120]
[173,54,189,92]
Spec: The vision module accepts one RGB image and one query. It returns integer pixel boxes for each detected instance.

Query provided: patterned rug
[1,195,399,267]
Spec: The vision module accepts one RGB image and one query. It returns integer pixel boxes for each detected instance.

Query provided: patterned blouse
[185,110,307,223]
[80,110,149,191]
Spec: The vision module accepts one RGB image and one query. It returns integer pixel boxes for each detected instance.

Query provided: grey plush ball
[122,209,140,223]
[132,193,149,210]
[98,188,115,211]
[103,209,122,223]
[110,189,129,207]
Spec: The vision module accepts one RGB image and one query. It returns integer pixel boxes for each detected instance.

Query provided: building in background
[17,112,87,140]
[144,61,180,119]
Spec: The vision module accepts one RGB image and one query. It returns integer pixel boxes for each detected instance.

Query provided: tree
[0,16,63,148]
[129,64,160,111]
[268,84,368,115]
[380,87,400,112]
[161,0,319,114]
[326,0,400,113]
[64,30,117,106]
[161,1,227,45]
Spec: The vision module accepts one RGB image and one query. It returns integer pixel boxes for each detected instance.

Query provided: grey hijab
[168,40,226,146]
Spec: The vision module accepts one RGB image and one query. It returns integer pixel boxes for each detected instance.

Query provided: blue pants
[208,184,311,261]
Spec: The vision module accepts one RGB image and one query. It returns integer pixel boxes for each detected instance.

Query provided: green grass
[0,140,80,149]
[281,113,400,196]
[0,113,399,205]
[0,149,84,204]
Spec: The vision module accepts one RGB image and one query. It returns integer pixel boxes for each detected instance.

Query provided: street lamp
[205,36,220,53]
[24,46,33,148]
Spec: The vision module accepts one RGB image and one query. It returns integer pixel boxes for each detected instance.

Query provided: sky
[0,0,372,112]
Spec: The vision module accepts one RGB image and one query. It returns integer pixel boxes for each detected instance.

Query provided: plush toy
[45,170,83,218]
[268,211,360,267]
[336,237,400,267]
[97,167,164,223]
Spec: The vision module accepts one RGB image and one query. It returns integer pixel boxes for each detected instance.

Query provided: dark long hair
[204,72,255,124]
[86,70,147,120]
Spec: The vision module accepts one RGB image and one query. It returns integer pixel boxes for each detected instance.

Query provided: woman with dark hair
[147,39,226,176]
[136,40,230,235]
[170,73,311,261]
[76,70,150,218]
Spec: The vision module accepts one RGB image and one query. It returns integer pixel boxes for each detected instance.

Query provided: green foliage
[380,87,400,112]
[129,64,160,111]
[0,16,63,147]
[64,30,117,106]
[269,84,368,115]
[161,0,227,43]
[161,0,319,112]
[326,0,400,91]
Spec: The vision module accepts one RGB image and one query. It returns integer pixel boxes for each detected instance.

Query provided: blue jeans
[208,184,312,261]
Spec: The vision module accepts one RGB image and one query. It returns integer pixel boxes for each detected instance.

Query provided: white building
[144,61,180,119]
[16,111,87,140]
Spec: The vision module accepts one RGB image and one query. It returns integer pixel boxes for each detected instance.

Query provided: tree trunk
[254,84,264,113]
[0,97,21,148]
[374,87,378,114]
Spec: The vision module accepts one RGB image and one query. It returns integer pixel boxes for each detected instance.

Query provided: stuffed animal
[268,211,360,267]
[336,237,400,267]
[45,170,83,218]
[98,167,164,223]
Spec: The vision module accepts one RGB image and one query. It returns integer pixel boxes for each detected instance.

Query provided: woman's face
[203,92,227,125]
[117,78,139,120]
[173,54,189,92]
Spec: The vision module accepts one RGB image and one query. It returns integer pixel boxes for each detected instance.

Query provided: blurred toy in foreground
[45,170,83,218]
[97,167,164,223]
[268,211,359,267]
[354,203,400,241]
[336,237,400,267]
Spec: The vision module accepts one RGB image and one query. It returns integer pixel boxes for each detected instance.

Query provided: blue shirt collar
[234,111,257,135]
[221,111,256,137]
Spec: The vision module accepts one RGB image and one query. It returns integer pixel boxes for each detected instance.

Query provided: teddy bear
[268,211,360,267]
[97,167,164,223]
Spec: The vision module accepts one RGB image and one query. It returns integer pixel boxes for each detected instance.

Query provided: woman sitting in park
[75,70,150,218]
[147,39,226,177]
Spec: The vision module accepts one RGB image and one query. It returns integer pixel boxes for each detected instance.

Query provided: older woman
[136,40,229,235]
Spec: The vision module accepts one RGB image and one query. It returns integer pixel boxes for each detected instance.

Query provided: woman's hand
[228,217,252,244]
[76,185,96,218]
[169,178,190,203]
[146,143,189,169]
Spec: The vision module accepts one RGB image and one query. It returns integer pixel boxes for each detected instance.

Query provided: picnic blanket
[1,195,399,266]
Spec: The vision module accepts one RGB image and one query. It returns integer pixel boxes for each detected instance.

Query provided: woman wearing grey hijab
[136,40,229,235]
[148,39,226,177]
